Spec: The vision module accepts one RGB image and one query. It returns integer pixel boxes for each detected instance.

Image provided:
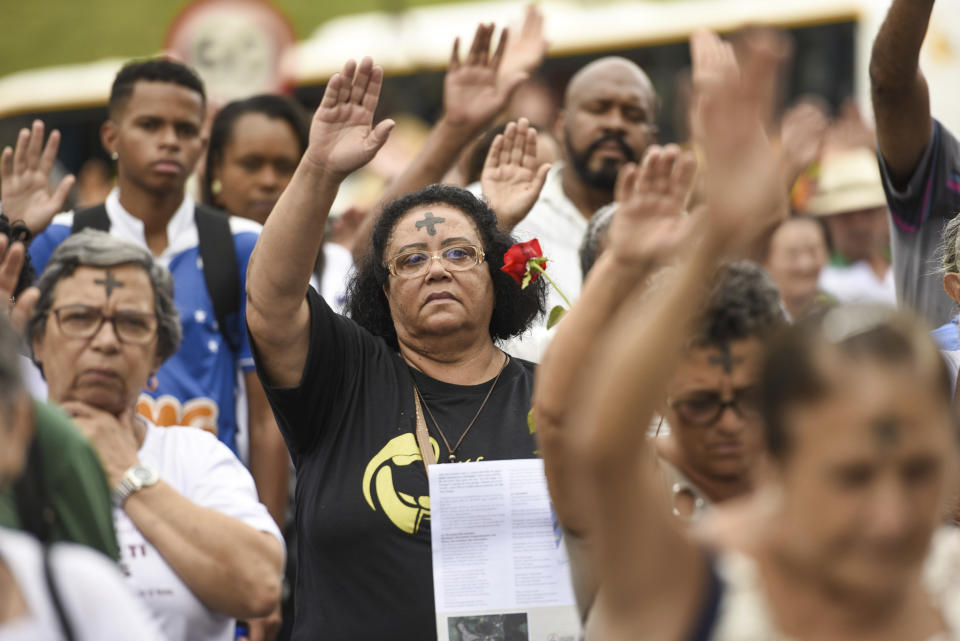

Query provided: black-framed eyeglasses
[387,244,485,279]
[51,304,158,345]
[667,387,761,427]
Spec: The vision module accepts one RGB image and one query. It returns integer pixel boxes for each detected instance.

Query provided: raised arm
[351,23,528,260]
[535,145,696,535]
[870,0,936,185]
[568,31,786,640]
[246,57,394,388]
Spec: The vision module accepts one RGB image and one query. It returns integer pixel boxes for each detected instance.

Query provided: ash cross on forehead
[873,417,901,447]
[415,212,446,236]
[95,270,125,297]
[707,343,736,373]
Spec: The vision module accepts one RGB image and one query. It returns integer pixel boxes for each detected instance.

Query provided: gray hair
[26,229,181,364]
[940,215,960,274]
[0,314,24,407]
[579,203,617,277]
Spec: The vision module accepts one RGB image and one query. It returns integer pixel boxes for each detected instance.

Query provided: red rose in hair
[501,239,546,286]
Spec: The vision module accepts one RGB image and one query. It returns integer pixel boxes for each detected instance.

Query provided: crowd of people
[1,0,960,639]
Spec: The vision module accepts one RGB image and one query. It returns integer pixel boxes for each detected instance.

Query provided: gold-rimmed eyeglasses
[51,304,158,345]
[387,244,485,279]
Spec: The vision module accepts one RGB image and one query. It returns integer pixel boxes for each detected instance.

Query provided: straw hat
[806,148,887,217]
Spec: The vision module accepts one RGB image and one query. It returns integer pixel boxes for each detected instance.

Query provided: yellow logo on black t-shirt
[362,433,437,534]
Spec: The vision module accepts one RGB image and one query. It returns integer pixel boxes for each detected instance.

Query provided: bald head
[560,57,659,193]
[564,57,657,111]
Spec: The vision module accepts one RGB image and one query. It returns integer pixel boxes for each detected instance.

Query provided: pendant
[448,454,457,463]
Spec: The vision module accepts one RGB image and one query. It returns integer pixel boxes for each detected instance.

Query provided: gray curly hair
[26,229,182,364]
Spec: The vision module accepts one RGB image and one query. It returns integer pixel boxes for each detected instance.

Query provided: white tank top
[706,527,960,641]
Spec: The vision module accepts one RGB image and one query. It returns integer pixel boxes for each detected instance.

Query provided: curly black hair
[346,184,547,350]
[690,260,786,348]
[0,214,35,298]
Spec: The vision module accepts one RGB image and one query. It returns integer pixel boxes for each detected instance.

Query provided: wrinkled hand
[780,99,828,189]
[0,236,39,335]
[60,401,141,487]
[500,5,548,80]
[481,118,551,230]
[444,23,528,133]
[1,120,75,235]
[238,604,282,641]
[304,58,395,180]
[692,30,787,253]
[607,145,697,269]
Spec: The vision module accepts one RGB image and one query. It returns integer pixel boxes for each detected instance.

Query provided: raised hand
[780,99,829,190]
[0,235,40,335]
[444,23,528,134]
[500,5,548,81]
[691,30,787,253]
[607,145,697,270]
[304,57,395,179]
[481,118,551,230]
[1,120,76,234]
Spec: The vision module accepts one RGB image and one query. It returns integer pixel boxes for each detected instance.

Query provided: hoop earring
[145,375,159,392]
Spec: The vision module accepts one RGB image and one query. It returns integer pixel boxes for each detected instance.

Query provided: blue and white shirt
[29,189,260,458]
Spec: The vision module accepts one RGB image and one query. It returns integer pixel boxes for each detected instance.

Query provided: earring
[110,151,119,161]
[145,375,159,392]
[211,179,222,196]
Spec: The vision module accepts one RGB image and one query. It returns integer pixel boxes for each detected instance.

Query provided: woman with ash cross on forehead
[245,54,549,640]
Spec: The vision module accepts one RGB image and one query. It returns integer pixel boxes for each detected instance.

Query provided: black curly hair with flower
[345,184,546,351]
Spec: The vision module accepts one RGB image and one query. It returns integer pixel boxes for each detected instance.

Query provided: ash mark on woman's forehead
[414,212,445,235]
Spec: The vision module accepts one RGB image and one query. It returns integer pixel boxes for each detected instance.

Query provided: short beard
[565,130,637,192]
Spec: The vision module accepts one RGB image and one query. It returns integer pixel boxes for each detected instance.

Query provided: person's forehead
[227,113,301,156]
[387,205,481,250]
[52,264,152,304]
[567,66,655,108]
[121,81,204,120]
[671,339,763,392]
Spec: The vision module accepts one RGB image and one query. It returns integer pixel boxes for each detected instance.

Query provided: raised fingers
[499,121,517,167]
[38,128,62,178]
[0,240,25,299]
[350,57,374,106]
[11,128,29,176]
[510,118,529,167]
[522,123,539,169]
[490,27,509,70]
[337,59,357,105]
[485,133,505,171]
[25,120,45,171]
[362,65,385,115]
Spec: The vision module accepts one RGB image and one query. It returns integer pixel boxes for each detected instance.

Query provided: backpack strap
[194,204,240,354]
[43,545,78,641]
[70,204,110,233]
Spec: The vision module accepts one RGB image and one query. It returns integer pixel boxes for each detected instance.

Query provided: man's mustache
[586,133,637,162]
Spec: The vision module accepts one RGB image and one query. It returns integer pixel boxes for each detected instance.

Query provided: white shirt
[116,421,283,641]
[0,528,163,641]
[818,261,897,307]
[496,164,592,362]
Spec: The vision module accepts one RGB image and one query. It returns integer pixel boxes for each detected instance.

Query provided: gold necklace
[411,354,509,463]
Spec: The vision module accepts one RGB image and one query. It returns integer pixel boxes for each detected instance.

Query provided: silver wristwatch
[112,463,159,507]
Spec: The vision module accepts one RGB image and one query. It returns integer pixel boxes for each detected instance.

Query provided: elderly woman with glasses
[245,58,547,641]
[25,229,284,641]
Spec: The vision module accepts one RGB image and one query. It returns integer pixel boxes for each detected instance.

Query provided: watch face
[133,466,155,483]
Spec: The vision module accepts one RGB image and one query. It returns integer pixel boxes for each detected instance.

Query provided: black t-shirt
[256,289,538,641]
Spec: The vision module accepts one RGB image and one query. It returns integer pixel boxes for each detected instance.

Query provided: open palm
[444,24,527,133]
[1,120,75,235]
[609,145,697,269]
[481,118,550,230]
[305,57,395,179]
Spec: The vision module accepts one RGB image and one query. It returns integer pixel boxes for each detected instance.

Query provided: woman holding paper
[245,44,550,641]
